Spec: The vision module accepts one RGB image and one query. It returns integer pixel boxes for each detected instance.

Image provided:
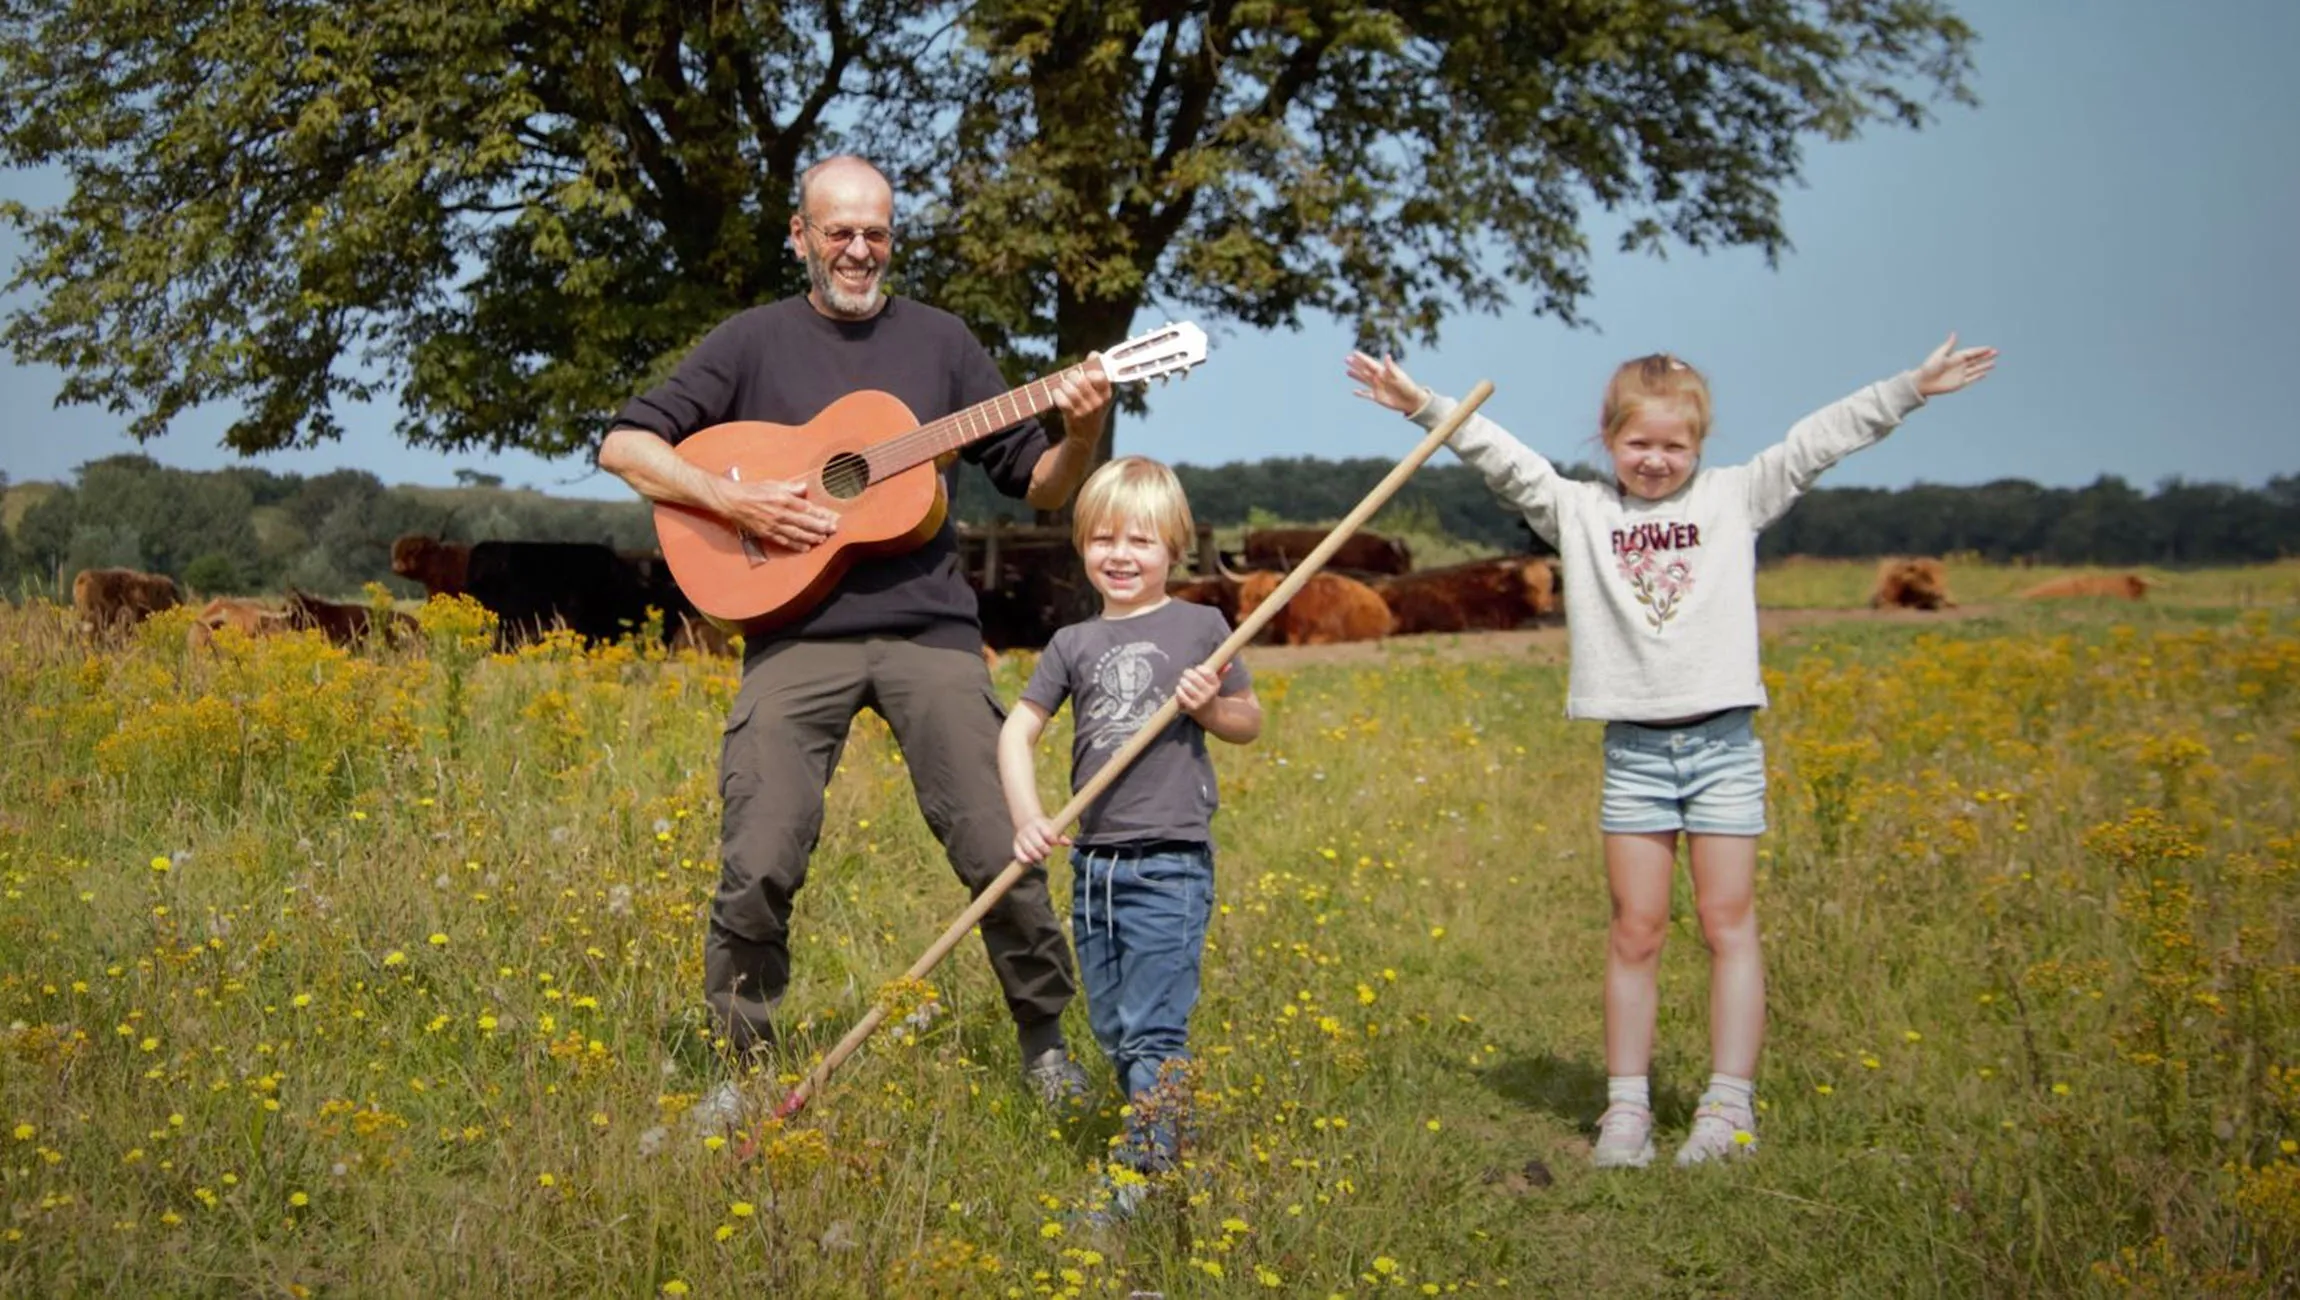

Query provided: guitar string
[860,369,1074,482]
[858,342,1189,478]
[844,334,1192,484]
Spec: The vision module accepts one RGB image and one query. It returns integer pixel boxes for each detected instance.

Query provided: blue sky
[3,2,2295,500]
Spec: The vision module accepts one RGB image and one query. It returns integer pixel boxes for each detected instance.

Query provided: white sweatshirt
[1409,372,1928,721]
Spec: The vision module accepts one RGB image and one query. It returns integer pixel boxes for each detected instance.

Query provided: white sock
[1703,1072,1755,1112]
[1606,1076,1650,1110]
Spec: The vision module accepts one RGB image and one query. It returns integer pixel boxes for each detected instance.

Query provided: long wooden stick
[766,381,1496,1121]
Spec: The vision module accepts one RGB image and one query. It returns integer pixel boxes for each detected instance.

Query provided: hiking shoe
[1673,1100,1758,1166]
[1024,1047,1091,1109]
[1591,1102,1656,1169]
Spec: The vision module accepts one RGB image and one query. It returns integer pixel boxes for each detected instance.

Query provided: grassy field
[2,580,2297,1296]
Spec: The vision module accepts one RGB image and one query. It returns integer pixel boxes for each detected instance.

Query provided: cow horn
[1215,554,1249,582]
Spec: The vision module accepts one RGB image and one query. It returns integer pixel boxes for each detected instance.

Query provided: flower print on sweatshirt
[1612,520,1702,632]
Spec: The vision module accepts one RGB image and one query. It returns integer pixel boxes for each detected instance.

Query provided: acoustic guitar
[653,320,1209,633]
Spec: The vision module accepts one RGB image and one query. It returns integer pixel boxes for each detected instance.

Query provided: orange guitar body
[652,390,950,635]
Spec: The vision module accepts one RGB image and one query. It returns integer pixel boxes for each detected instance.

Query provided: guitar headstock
[1101,321,1209,387]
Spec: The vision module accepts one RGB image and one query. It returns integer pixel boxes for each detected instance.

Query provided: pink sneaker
[1591,1102,1656,1168]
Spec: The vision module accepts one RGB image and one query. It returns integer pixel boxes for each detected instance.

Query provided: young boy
[998,456,1262,1183]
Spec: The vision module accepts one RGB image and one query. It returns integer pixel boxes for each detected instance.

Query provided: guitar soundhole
[820,453,871,501]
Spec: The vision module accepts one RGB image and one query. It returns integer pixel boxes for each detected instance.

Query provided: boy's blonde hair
[1601,353,1714,447]
[1072,456,1196,561]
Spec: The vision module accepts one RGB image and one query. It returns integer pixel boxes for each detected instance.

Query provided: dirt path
[1242,602,2004,671]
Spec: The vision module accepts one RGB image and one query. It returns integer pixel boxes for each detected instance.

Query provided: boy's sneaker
[1673,1100,1758,1166]
[1024,1047,1091,1109]
[1590,1102,1656,1169]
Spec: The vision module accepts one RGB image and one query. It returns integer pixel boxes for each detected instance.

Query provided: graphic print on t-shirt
[1611,520,1702,632]
[1080,640,1170,752]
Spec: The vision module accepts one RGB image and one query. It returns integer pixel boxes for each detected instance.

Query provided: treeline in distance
[3,453,2293,599]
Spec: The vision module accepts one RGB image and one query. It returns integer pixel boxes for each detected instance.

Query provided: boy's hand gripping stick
[755,381,1497,1130]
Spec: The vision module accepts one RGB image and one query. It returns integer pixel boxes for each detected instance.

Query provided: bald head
[790,156,894,320]
[797,156,892,218]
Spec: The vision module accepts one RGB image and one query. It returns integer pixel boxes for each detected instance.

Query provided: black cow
[463,541,699,647]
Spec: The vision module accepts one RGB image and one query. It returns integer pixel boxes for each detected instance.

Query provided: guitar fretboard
[863,366,1089,480]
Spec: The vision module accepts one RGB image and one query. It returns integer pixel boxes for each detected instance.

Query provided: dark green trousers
[704,635,1076,1054]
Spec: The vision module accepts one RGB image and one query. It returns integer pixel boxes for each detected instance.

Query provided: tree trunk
[1031,289,1141,524]
[1030,290,1143,625]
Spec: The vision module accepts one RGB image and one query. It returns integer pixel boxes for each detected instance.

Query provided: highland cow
[2018,573,2152,600]
[390,534,471,598]
[1166,574,1242,623]
[186,597,290,649]
[1869,557,1954,611]
[1373,557,1559,634]
[285,589,421,649]
[1235,570,1394,646]
[1241,528,1413,576]
[71,567,181,636]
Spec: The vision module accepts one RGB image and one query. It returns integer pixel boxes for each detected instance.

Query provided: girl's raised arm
[1343,352,1570,547]
[1742,333,1997,530]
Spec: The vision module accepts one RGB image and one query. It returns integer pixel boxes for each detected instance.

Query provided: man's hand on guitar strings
[708,476,840,552]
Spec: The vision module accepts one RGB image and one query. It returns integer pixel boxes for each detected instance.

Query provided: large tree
[0,0,1973,459]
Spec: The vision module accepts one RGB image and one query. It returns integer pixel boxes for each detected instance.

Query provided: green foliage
[10,484,77,596]
[59,523,141,579]
[914,0,1977,381]
[180,552,243,596]
[0,0,1975,458]
[1766,473,2300,564]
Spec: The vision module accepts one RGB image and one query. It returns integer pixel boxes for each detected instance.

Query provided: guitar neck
[867,364,1088,479]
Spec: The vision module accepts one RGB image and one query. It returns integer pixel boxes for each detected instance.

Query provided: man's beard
[805,245,886,319]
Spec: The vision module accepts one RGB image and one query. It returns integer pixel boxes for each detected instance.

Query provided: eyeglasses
[804,218,893,251]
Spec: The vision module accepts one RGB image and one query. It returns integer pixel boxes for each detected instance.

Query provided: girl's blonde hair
[1072,456,1196,561]
[1601,353,1714,446]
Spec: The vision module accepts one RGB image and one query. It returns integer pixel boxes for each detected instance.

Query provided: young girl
[1345,336,1996,1167]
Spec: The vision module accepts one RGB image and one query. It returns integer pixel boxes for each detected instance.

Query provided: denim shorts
[1599,708,1767,836]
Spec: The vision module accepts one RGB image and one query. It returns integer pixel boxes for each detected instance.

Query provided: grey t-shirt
[1021,599,1252,846]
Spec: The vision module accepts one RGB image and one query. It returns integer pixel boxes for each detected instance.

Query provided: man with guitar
[597,155,1112,1107]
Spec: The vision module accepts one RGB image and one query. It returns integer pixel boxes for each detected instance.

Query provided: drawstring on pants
[1079,850,1116,939]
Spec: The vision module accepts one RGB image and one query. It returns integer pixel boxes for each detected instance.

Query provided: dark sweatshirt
[610,295,1052,654]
